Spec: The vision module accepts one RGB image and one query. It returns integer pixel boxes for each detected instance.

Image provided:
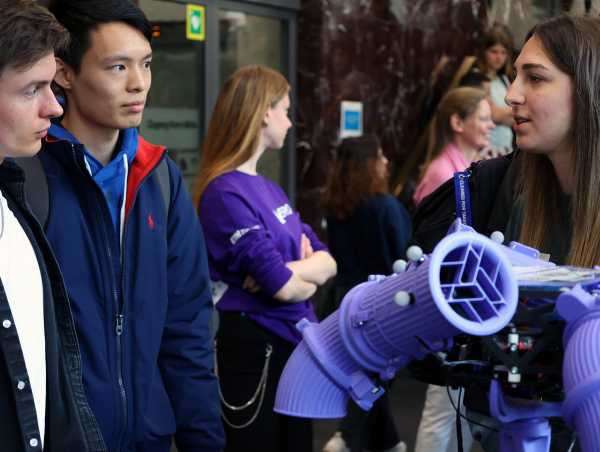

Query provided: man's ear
[53,57,74,91]
[450,113,464,134]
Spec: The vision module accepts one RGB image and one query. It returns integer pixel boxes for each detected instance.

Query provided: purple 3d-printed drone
[275,219,600,452]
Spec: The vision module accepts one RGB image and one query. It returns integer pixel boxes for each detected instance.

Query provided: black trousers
[339,383,400,452]
[324,282,400,451]
[216,312,313,452]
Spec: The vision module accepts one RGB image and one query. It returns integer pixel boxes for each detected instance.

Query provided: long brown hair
[476,26,515,80]
[194,65,290,205]
[323,135,389,219]
[418,87,487,182]
[517,15,600,267]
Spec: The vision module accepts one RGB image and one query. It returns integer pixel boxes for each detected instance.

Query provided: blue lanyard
[454,171,472,226]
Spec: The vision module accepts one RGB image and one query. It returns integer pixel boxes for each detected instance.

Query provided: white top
[0,190,46,448]
[489,75,514,150]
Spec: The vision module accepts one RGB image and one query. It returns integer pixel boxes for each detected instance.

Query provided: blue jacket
[38,131,224,452]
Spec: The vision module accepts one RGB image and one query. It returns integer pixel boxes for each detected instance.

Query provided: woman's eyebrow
[520,63,550,72]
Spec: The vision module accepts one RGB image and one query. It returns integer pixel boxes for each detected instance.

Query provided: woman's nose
[505,79,524,106]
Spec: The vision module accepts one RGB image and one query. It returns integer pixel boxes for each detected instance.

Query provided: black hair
[459,71,491,89]
[48,0,152,73]
[336,135,381,163]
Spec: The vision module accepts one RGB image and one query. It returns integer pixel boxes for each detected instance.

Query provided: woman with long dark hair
[463,27,516,153]
[413,14,600,451]
[322,135,410,452]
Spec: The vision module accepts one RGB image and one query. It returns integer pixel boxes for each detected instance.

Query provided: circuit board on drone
[514,265,600,298]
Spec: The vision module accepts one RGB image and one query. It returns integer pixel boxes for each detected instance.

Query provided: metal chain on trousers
[215,342,273,429]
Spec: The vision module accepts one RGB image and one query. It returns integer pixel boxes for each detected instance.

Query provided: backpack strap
[155,158,170,217]
[14,156,50,227]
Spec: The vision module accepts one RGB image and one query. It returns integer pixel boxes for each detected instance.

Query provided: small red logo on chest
[147,213,156,230]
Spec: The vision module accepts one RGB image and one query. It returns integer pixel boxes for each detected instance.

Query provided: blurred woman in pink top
[413,86,495,452]
[413,86,495,205]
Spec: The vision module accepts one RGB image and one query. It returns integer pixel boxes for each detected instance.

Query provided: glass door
[219,9,284,184]
[137,0,298,197]
[138,0,205,191]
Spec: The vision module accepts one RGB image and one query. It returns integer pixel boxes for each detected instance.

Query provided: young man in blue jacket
[0,1,105,450]
[25,0,225,450]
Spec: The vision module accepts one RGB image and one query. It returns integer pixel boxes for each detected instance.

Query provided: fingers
[301,233,314,259]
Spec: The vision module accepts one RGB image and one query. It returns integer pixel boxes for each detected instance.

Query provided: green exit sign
[186,5,205,41]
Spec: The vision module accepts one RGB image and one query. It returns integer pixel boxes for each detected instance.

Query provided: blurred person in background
[321,135,410,452]
[414,86,495,206]
[413,86,494,452]
[461,26,516,154]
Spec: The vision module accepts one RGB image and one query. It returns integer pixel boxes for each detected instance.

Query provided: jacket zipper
[113,154,168,449]
[116,153,168,451]
[71,143,128,451]
[71,143,167,450]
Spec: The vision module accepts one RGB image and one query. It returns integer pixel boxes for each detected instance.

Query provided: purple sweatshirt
[199,170,326,344]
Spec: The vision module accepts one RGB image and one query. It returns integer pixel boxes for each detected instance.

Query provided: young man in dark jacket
[0,1,105,451]
[23,0,225,451]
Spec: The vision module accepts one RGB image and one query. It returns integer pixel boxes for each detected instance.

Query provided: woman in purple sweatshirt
[195,65,337,452]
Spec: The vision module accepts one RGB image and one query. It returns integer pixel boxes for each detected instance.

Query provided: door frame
[144,0,299,200]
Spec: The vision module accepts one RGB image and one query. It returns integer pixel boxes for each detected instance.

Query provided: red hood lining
[125,136,166,216]
[44,134,166,217]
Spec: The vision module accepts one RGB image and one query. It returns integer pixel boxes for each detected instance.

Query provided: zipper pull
[115,314,124,336]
